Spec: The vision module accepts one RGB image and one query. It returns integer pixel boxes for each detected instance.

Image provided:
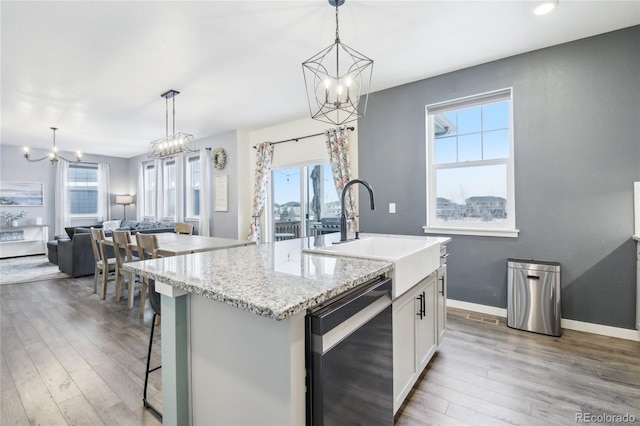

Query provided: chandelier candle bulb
[302,0,373,125]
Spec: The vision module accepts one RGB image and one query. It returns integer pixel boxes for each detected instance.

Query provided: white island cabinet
[393,272,438,411]
[123,236,393,426]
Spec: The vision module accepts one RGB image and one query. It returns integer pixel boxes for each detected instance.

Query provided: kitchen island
[123,233,447,425]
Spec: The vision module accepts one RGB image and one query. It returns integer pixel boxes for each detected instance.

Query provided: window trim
[185,154,201,219]
[142,161,157,219]
[162,158,177,220]
[424,88,519,238]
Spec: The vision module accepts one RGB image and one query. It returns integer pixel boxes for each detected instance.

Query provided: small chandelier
[302,0,373,126]
[23,127,82,164]
[148,89,196,159]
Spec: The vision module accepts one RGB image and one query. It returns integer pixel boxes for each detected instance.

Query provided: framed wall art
[214,175,229,212]
[0,182,44,206]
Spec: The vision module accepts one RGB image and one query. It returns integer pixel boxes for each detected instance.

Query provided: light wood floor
[2,277,639,425]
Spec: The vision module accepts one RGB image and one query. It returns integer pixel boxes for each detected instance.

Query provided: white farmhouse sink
[304,236,441,298]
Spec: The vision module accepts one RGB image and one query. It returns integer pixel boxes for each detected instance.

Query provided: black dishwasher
[306,276,393,426]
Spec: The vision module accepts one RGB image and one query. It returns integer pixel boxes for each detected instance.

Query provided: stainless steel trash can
[507,259,561,336]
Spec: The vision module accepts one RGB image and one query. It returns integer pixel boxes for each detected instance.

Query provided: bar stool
[89,227,116,299]
[135,233,168,421]
[112,230,140,309]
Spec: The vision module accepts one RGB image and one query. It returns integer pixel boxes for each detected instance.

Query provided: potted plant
[1,210,27,227]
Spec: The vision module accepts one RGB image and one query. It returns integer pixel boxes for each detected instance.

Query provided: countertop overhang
[123,233,450,320]
[123,233,398,320]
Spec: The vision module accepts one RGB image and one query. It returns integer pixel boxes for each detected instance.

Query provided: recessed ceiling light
[534,0,558,15]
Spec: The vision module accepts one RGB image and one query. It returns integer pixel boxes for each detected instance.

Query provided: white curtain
[136,163,144,221]
[55,159,70,235]
[97,163,111,221]
[248,142,274,243]
[199,149,211,236]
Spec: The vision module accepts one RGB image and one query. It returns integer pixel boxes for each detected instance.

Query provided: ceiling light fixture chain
[148,89,196,159]
[302,0,373,126]
[23,127,82,164]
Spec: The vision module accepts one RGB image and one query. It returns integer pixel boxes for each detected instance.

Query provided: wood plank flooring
[1,276,161,426]
[395,309,640,426]
[2,276,639,425]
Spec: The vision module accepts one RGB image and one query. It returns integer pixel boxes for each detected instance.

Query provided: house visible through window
[425,88,517,237]
[271,163,339,242]
[68,164,98,215]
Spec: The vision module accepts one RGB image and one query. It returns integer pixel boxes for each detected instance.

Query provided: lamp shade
[116,195,135,205]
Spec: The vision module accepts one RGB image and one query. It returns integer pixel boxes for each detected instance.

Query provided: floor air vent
[466,314,500,325]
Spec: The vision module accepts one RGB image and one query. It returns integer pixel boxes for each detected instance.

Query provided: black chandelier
[302,0,373,126]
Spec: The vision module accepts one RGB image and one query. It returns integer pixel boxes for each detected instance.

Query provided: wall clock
[211,148,226,169]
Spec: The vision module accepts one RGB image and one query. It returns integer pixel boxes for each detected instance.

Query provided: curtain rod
[252,126,354,150]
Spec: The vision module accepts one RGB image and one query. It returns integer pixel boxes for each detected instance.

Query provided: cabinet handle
[439,276,445,295]
[416,294,424,319]
[421,291,426,317]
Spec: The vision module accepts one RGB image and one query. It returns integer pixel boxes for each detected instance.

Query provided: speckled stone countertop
[122,233,393,321]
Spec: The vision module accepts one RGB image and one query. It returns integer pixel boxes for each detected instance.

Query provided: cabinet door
[437,264,447,344]
[392,287,418,411]
[416,274,437,371]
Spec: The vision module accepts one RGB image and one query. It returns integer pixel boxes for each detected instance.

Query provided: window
[425,88,517,237]
[68,164,98,215]
[143,162,156,218]
[163,159,177,218]
[186,156,200,218]
[271,163,338,242]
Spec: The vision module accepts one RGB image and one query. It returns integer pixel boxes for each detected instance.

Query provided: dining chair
[112,230,141,310]
[89,227,116,299]
[174,222,194,235]
[135,232,167,420]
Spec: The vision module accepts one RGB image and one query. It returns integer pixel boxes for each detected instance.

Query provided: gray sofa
[57,221,176,278]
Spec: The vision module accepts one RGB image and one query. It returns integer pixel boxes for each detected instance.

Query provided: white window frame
[185,155,200,219]
[142,161,156,220]
[424,88,518,238]
[68,163,99,219]
[162,158,177,220]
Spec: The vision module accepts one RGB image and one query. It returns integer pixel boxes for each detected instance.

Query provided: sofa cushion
[119,220,139,230]
[135,221,157,230]
[102,220,122,232]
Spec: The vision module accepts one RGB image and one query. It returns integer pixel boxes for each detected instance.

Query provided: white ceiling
[1,1,638,159]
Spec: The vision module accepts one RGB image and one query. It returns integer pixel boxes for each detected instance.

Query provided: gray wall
[126,130,239,239]
[0,144,131,240]
[358,26,640,329]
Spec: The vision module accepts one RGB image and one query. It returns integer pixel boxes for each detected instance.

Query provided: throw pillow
[65,226,77,239]
[102,220,122,232]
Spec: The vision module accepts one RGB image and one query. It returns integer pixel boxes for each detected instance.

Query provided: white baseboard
[447,299,640,342]
[447,299,507,317]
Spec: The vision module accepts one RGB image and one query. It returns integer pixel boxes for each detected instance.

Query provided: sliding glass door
[271,163,339,242]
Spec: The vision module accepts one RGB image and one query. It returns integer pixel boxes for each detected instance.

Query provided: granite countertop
[123,233,393,321]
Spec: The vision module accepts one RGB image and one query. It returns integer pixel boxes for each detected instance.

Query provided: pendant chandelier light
[148,89,196,158]
[23,127,82,164]
[302,0,373,126]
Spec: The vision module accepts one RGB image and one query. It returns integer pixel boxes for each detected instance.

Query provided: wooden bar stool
[89,227,116,299]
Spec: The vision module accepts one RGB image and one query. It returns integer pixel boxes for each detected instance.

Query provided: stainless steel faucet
[339,179,375,242]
